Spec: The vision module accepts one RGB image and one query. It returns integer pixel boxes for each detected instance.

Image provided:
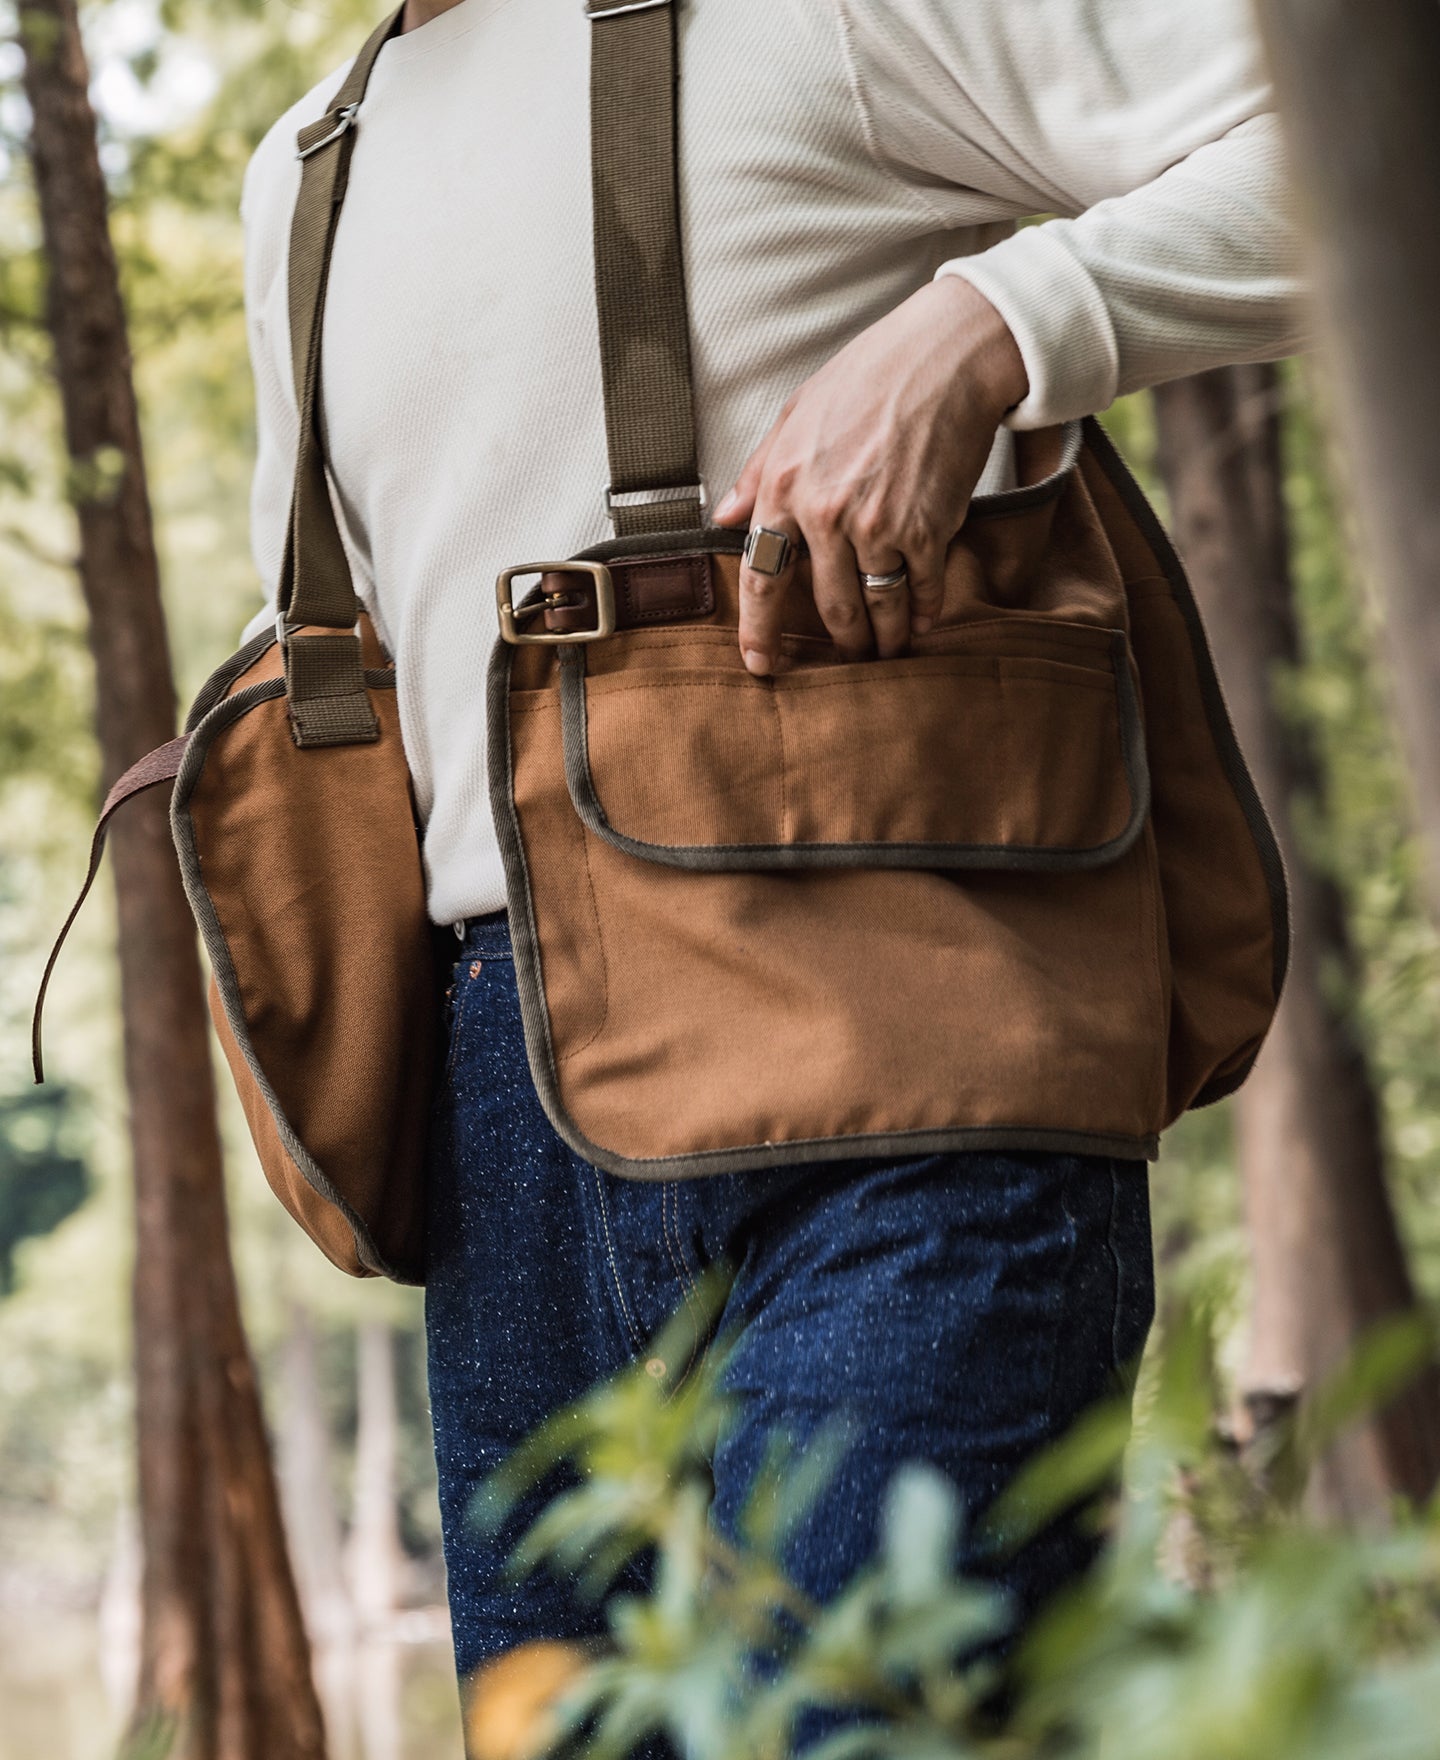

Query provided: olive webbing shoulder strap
[277,0,704,742]
[587,0,704,537]
[278,4,404,747]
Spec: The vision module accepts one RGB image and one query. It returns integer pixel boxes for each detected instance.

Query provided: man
[241,0,1302,1699]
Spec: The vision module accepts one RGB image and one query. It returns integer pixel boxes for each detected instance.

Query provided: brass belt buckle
[496,561,617,645]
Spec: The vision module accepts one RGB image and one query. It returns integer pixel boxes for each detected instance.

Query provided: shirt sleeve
[838,0,1308,427]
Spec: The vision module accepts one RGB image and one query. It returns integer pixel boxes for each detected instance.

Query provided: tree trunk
[1251,0,1440,926]
[18,3,326,1752]
[348,1322,405,1635]
[1154,365,1440,1519]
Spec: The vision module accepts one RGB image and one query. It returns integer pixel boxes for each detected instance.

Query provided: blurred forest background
[2,4,460,1754]
[1,2,1438,1759]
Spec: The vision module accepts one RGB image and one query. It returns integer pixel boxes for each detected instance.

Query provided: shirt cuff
[936,225,1120,430]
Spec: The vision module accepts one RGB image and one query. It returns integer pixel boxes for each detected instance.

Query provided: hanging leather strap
[277,4,405,745]
[587,0,705,538]
[35,10,405,1073]
[32,738,191,1082]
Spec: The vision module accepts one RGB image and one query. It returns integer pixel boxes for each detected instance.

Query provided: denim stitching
[669,1184,707,1303]
[660,1182,704,1360]
[1039,1159,1082,1431]
[1106,1159,1126,1378]
[440,962,475,1087]
[665,1182,703,1305]
[589,1167,643,1353]
[1106,1159,1152,1384]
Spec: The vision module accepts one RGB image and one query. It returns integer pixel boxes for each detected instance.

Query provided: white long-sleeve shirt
[240,0,1305,925]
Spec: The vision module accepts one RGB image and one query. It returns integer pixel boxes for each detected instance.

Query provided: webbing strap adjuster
[296,102,360,161]
[586,0,672,19]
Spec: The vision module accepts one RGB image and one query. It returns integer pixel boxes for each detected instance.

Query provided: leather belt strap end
[32,737,191,1084]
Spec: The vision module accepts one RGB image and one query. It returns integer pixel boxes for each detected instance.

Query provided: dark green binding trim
[964,419,1085,520]
[184,629,397,737]
[184,629,278,732]
[1081,417,1291,1109]
[556,628,1150,872]
[487,626,1161,1179]
[575,527,745,567]
[171,645,422,1284]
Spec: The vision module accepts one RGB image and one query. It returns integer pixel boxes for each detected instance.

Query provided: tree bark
[1154,365,1440,1519]
[1251,0,1440,927]
[18,3,326,1752]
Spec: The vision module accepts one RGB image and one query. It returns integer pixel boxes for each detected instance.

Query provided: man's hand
[713,277,1027,676]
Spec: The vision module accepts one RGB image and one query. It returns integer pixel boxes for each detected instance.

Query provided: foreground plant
[469,1292,1440,1760]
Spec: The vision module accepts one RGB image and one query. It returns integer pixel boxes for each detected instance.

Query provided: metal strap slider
[587,0,672,19]
[604,482,707,518]
[296,103,360,161]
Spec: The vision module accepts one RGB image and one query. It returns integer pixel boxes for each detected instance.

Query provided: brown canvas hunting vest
[35,0,1288,1281]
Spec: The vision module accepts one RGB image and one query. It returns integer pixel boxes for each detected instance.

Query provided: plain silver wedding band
[860,567,908,593]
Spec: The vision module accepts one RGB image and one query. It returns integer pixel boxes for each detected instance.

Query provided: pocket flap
[559,624,1149,871]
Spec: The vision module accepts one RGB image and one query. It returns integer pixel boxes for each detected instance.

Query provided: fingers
[809,526,875,662]
[714,405,792,529]
[733,406,957,668]
[739,511,946,672]
[737,513,803,676]
[905,537,948,637]
[853,548,911,660]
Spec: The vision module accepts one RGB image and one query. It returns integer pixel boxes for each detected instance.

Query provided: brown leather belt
[540,551,714,635]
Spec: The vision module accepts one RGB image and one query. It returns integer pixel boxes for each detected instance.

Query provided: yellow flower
[464,1640,591,1760]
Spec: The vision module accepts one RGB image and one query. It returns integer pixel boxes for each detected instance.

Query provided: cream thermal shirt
[240,0,1305,925]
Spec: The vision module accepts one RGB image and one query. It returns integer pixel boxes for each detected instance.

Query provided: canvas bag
[490,0,1289,1174]
[35,8,434,1283]
[35,0,1289,1279]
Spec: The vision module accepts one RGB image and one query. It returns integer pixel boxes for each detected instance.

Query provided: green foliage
[1100,375,1440,1334]
[0,596,92,806]
[64,442,128,508]
[0,1084,89,1296]
[118,1711,179,1760]
[482,1298,1440,1760]
[1280,380,1440,1286]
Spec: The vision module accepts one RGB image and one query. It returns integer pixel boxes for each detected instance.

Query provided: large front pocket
[559,621,1148,871]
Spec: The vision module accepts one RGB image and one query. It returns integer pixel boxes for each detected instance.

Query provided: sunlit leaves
[483,1299,1440,1760]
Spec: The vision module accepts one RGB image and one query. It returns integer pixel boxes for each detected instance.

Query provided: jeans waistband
[454,909,512,959]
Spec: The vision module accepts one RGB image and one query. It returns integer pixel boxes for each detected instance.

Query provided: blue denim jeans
[425,911,1154,1688]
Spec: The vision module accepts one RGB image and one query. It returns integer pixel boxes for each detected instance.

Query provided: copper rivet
[470,962,483,979]
[645,1357,667,1380]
